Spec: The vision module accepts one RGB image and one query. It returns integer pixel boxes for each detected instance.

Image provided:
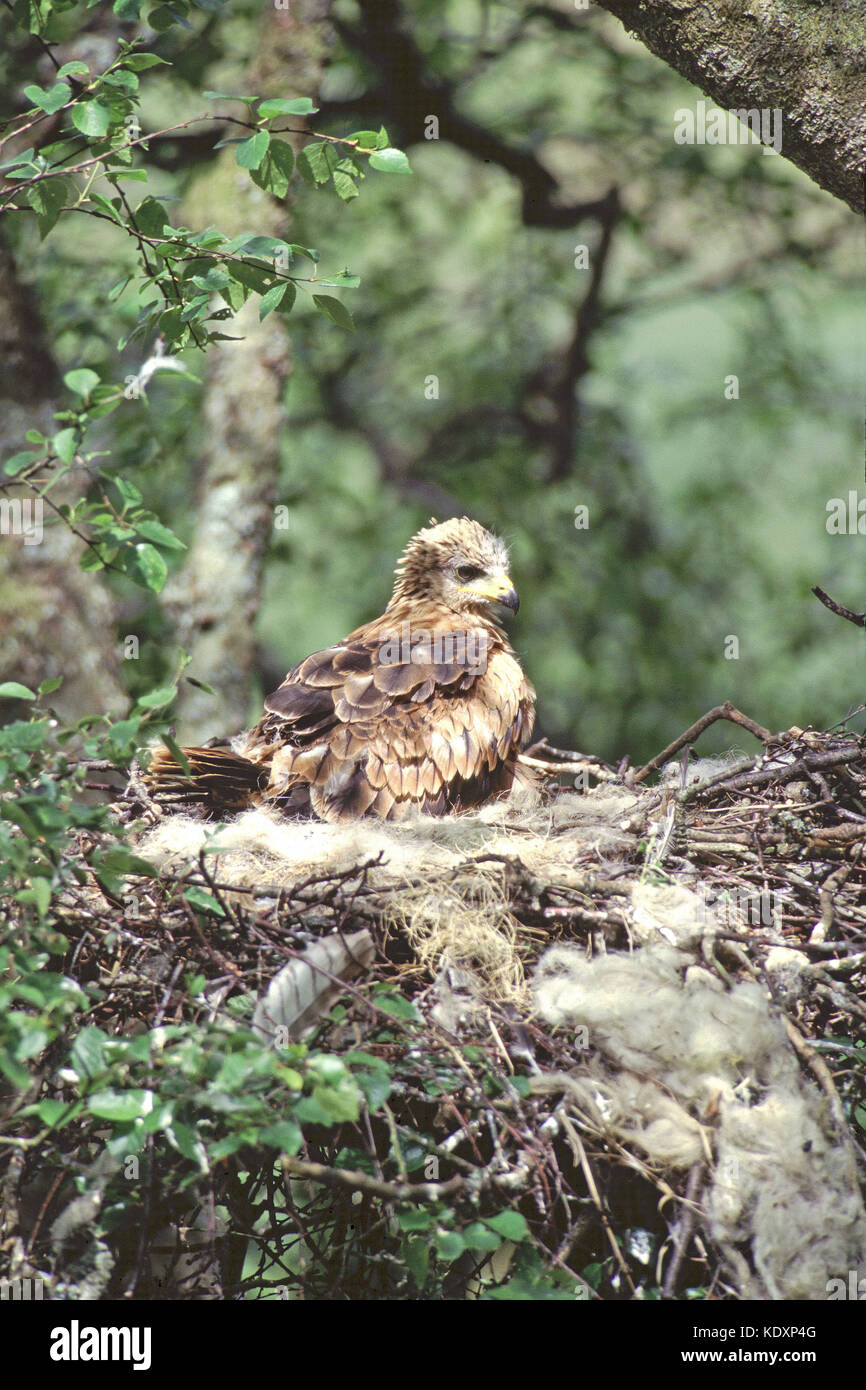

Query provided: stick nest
[17,712,866,1300]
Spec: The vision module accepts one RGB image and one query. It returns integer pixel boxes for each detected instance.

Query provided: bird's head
[388,516,519,617]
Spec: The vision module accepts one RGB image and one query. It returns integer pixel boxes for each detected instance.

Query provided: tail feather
[145,744,268,813]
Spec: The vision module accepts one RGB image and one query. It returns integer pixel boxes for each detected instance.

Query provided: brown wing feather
[146,593,535,822]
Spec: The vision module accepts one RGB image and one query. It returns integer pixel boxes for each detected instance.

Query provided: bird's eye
[455,564,485,583]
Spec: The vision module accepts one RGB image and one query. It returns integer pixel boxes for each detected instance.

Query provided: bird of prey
[146,517,536,822]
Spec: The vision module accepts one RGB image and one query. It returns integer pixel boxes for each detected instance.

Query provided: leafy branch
[1,1,412,596]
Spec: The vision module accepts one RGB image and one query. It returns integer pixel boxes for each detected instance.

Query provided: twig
[812,586,866,630]
[632,702,772,785]
[661,1161,705,1299]
[783,1016,860,1192]
[282,1155,464,1203]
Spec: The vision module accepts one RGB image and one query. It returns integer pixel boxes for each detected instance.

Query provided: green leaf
[297,141,335,186]
[38,677,63,695]
[24,82,72,114]
[434,1230,466,1262]
[134,197,170,238]
[250,139,294,198]
[71,101,113,138]
[355,1067,391,1110]
[160,733,190,774]
[232,234,290,258]
[308,1082,360,1123]
[1,151,40,176]
[189,266,233,293]
[462,1221,502,1253]
[369,147,412,174]
[259,1120,303,1153]
[64,368,100,398]
[120,52,170,70]
[275,282,296,316]
[0,682,37,701]
[257,97,318,118]
[79,547,109,573]
[259,282,288,320]
[28,178,68,238]
[397,1208,435,1232]
[70,1026,108,1081]
[372,990,421,1022]
[227,262,271,295]
[235,131,270,171]
[317,271,360,289]
[179,292,209,323]
[38,1097,74,1125]
[347,130,383,148]
[3,452,40,477]
[95,847,157,878]
[202,91,258,104]
[105,168,149,183]
[131,542,168,592]
[98,70,139,93]
[165,1120,208,1167]
[134,518,186,550]
[483,1210,530,1241]
[405,1236,429,1290]
[51,429,78,463]
[184,675,216,696]
[183,886,226,917]
[136,684,177,709]
[312,294,355,334]
[148,3,193,31]
[111,476,143,508]
[57,62,91,79]
[25,877,52,917]
[88,192,124,223]
[332,169,359,201]
[0,1053,32,1090]
[106,715,142,753]
[87,1088,152,1121]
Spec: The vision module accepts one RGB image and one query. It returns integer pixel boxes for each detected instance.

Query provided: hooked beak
[475,573,520,613]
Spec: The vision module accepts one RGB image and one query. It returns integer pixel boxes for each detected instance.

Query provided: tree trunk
[165,0,335,742]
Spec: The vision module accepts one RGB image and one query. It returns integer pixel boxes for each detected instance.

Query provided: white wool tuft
[532,942,866,1300]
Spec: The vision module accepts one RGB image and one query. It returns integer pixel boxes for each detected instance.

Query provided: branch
[595,0,865,214]
[281,1155,465,1203]
[632,701,772,785]
[547,186,621,481]
[812,586,866,630]
[334,0,613,229]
